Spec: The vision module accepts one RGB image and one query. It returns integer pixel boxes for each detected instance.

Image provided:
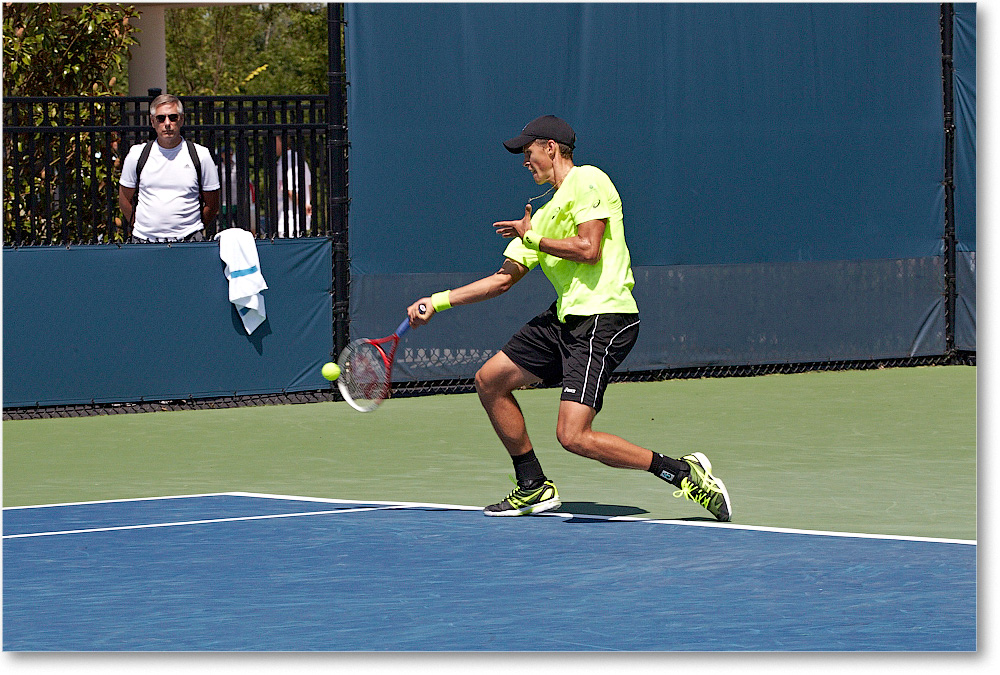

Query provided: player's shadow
[554,502,720,524]
[555,502,648,522]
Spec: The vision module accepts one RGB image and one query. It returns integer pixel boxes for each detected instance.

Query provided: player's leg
[556,399,664,469]
[556,399,689,479]
[556,399,731,521]
[558,313,733,521]
[477,308,564,517]
[474,351,540,459]
[476,351,560,516]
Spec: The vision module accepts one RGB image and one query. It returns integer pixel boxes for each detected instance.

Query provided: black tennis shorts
[502,302,640,413]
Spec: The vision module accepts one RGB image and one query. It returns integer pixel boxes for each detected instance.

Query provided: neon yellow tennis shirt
[504,165,638,322]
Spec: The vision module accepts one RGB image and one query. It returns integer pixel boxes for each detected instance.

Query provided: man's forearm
[448,259,529,307]
[202,191,220,225]
[118,187,135,225]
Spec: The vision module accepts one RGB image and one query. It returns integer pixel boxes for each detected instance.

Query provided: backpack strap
[128,139,206,227]
[185,139,207,222]
[130,140,205,225]
[185,140,203,196]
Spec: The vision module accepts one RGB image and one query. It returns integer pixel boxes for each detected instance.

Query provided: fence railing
[3,94,342,245]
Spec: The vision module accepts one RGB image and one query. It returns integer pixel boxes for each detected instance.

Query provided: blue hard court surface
[2,494,976,651]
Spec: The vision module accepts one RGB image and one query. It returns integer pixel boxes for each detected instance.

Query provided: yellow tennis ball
[321,362,341,381]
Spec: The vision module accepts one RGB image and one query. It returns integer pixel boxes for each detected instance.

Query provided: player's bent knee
[475,352,533,399]
[556,401,601,459]
[474,366,497,397]
[556,426,592,458]
[475,366,514,402]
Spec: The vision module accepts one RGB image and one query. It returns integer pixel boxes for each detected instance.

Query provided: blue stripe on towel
[230,266,258,278]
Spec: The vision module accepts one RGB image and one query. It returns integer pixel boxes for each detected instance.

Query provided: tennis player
[407,115,731,521]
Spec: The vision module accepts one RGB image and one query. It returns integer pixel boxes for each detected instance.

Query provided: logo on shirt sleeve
[588,184,601,208]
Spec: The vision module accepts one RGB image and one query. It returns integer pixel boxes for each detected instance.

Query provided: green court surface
[2,366,976,541]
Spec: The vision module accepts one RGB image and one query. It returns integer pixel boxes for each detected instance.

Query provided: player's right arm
[408,257,528,326]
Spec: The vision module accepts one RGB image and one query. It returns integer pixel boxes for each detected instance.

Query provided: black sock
[512,449,546,488]
[648,453,689,487]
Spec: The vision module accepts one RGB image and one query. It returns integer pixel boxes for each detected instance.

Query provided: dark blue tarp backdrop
[345,2,975,380]
[1,3,976,407]
[3,240,333,406]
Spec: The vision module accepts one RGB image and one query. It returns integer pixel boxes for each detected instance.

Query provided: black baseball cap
[503,115,576,153]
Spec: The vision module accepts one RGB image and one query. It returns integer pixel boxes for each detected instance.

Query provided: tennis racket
[336,305,424,412]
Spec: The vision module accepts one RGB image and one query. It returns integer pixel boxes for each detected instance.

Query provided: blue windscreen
[346,3,949,272]
[343,2,974,376]
[2,240,333,406]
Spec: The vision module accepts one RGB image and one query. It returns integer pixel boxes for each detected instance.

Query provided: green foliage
[166,3,328,96]
[2,2,138,96]
[3,3,140,244]
[1,3,332,245]
[3,101,129,245]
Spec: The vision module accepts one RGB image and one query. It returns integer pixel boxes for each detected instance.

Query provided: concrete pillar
[128,4,168,96]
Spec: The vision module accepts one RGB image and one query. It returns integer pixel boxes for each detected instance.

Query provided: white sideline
[2,491,977,546]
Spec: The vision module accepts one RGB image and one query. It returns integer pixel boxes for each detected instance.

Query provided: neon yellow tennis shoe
[483,478,561,517]
[674,452,732,522]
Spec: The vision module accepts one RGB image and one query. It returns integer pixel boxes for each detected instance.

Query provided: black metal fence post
[2,95,333,246]
[940,3,957,360]
[328,3,351,357]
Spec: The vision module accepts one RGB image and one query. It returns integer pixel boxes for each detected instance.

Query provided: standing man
[119,94,220,242]
[274,134,312,237]
[217,146,256,233]
[408,115,732,521]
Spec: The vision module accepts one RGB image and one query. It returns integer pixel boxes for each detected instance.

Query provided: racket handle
[396,303,426,336]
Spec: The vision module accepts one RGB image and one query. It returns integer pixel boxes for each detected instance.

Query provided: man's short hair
[149,94,183,117]
[533,137,574,160]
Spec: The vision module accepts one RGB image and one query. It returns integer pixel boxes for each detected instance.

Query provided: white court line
[229,491,485,512]
[2,504,405,539]
[2,492,244,510]
[233,491,977,546]
[4,491,977,546]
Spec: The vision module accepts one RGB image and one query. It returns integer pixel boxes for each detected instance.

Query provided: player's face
[522,140,555,185]
[151,103,183,148]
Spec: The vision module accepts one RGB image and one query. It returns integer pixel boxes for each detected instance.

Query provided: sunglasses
[153,113,180,123]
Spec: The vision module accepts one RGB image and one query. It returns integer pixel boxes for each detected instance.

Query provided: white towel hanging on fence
[216,229,268,334]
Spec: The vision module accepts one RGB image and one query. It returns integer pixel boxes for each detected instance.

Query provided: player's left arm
[493,204,605,265]
[536,218,605,264]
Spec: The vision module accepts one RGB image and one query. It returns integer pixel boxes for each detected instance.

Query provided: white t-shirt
[275,149,312,237]
[120,139,221,241]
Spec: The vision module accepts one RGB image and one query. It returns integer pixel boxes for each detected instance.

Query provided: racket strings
[341,342,390,406]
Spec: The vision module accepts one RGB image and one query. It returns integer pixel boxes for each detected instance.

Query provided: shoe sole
[688,451,713,473]
[483,497,561,517]
[688,451,733,522]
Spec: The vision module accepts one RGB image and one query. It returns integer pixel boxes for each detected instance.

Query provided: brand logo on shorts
[563,387,577,394]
